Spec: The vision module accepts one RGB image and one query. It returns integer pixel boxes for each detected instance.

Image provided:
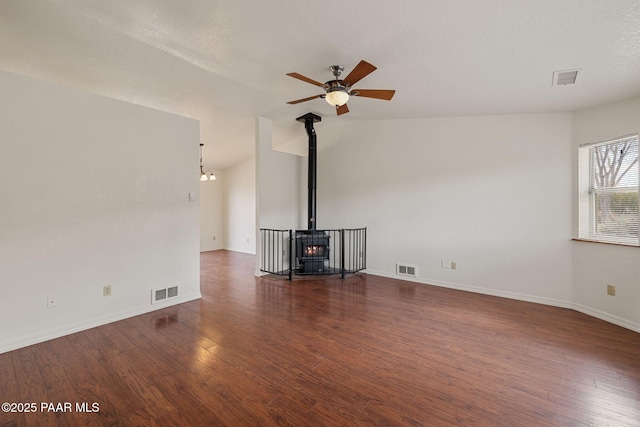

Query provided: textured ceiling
[2,0,640,170]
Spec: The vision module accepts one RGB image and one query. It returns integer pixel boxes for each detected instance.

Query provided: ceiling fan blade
[336,103,349,115]
[287,94,323,105]
[342,60,377,87]
[286,72,325,87]
[351,89,396,100]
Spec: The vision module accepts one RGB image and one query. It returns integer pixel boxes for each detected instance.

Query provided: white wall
[200,171,224,252]
[255,116,301,274]
[0,71,201,353]
[222,117,300,258]
[256,116,300,230]
[316,113,575,306]
[223,157,256,254]
[572,96,640,331]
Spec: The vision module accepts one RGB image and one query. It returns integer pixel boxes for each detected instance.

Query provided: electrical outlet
[47,296,58,308]
[607,284,616,296]
[441,260,456,270]
[103,285,112,297]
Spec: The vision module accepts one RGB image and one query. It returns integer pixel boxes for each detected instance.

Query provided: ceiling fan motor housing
[325,80,348,92]
[326,65,349,92]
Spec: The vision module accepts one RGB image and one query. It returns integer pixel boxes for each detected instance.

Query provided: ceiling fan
[286,60,395,115]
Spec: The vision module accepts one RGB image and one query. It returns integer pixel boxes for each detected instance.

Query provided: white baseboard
[365,269,572,308]
[200,245,223,252]
[224,247,256,255]
[0,292,202,355]
[572,303,640,333]
[365,269,639,333]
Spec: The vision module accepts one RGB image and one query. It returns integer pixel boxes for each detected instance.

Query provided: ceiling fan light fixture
[325,89,349,107]
[286,60,393,115]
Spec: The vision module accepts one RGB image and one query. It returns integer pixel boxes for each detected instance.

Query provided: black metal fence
[260,227,367,280]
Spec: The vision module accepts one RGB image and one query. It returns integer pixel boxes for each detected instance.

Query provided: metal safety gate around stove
[260,228,366,280]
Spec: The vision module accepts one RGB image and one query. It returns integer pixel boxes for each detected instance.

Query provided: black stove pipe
[296,113,322,231]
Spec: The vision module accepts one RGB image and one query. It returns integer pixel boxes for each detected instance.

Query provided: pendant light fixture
[199,143,216,181]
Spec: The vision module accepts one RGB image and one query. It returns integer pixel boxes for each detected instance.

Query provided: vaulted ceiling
[2,1,640,170]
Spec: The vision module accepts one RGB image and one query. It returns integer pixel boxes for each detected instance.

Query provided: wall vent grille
[396,263,417,277]
[151,285,179,304]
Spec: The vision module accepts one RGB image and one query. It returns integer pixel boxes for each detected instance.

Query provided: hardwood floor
[1,250,639,426]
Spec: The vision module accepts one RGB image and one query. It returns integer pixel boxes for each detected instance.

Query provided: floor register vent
[396,263,417,277]
[151,285,179,304]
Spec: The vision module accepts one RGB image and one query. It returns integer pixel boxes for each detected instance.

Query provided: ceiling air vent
[552,69,582,86]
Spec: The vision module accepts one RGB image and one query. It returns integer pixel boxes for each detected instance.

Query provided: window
[578,134,639,246]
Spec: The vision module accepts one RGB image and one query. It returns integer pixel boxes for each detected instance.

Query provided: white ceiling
[2,0,640,170]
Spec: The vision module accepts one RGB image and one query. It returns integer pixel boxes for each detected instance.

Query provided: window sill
[572,238,639,248]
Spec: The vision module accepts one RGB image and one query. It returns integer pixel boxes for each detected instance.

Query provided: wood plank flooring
[1,249,639,426]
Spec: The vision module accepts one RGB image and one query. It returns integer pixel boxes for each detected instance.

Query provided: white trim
[572,303,640,333]
[0,292,202,355]
[365,269,572,308]
[227,248,256,255]
[579,133,638,148]
[366,269,639,332]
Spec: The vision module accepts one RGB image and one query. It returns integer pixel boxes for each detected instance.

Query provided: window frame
[577,134,639,246]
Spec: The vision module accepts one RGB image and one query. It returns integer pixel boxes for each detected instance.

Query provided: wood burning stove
[296,231,330,274]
